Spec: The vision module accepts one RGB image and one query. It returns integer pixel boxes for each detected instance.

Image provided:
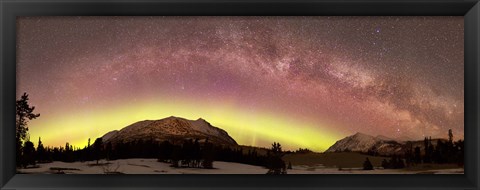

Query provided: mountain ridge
[101,116,237,146]
[326,132,408,155]
[325,132,451,156]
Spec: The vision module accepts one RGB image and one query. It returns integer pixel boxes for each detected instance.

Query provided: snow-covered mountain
[101,130,118,142]
[325,132,405,155]
[101,116,237,146]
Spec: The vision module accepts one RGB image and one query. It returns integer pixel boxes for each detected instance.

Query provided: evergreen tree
[363,157,373,170]
[414,146,421,164]
[36,137,46,163]
[21,140,36,168]
[381,159,389,169]
[433,140,444,163]
[423,137,433,163]
[404,142,414,167]
[448,129,453,144]
[182,139,194,167]
[15,93,40,167]
[454,139,464,166]
[382,155,405,169]
[202,139,214,169]
[396,157,405,168]
[106,142,113,161]
[171,145,182,168]
[158,140,173,163]
[86,138,92,161]
[266,142,286,174]
[446,129,454,163]
[65,142,70,162]
[193,139,201,167]
[93,138,103,164]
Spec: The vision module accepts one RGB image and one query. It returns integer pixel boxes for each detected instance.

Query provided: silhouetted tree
[433,140,445,163]
[395,156,405,168]
[404,142,414,167]
[295,148,312,154]
[182,139,194,167]
[423,137,433,163]
[193,139,201,167]
[266,142,286,174]
[202,139,214,169]
[363,157,373,170]
[63,142,74,162]
[36,137,46,163]
[21,140,36,168]
[16,93,40,167]
[158,141,173,163]
[382,155,405,169]
[454,139,464,166]
[414,146,421,164]
[381,159,389,169]
[446,129,455,163]
[448,129,453,144]
[171,145,182,168]
[93,138,103,164]
[106,142,113,161]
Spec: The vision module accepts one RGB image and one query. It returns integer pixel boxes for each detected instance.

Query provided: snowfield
[18,159,464,174]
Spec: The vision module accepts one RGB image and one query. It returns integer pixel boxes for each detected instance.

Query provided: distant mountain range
[101,116,237,146]
[99,116,447,156]
[325,132,447,156]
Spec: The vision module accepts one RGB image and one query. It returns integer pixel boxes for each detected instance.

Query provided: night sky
[17,16,464,151]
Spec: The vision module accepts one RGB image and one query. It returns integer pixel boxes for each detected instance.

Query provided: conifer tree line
[18,136,284,169]
[379,129,464,169]
[19,137,290,175]
[402,129,464,166]
[18,135,288,171]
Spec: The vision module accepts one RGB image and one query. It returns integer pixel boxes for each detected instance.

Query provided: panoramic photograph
[16,16,464,174]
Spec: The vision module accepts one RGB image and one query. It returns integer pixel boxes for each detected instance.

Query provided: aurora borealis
[16,16,464,152]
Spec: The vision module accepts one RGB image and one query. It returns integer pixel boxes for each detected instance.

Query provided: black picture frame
[1,0,479,189]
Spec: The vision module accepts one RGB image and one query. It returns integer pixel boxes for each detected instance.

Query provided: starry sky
[16,16,464,152]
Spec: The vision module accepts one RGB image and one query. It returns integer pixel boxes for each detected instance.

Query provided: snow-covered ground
[18,159,267,174]
[18,159,464,174]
